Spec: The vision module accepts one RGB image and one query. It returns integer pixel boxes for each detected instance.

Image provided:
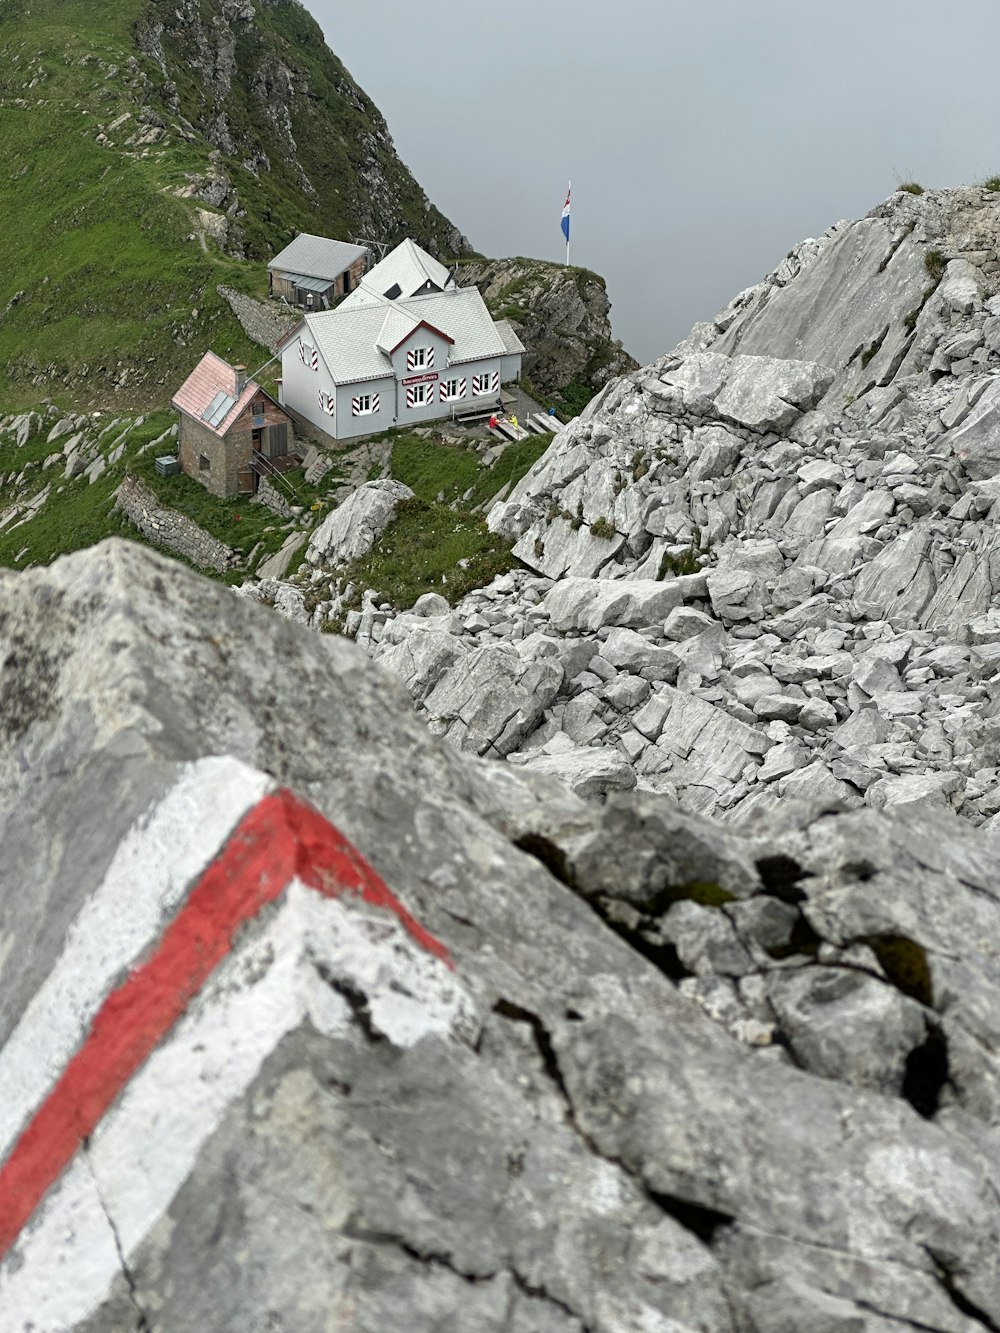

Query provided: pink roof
[171,351,260,437]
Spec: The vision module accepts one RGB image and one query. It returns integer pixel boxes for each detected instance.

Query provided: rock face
[132,0,468,262]
[306,478,414,566]
[459,256,638,400]
[298,186,1000,823]
[7,540,1000,1330]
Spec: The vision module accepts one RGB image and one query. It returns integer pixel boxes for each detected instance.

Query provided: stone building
[172,352,295,498]
[268,234,369,311]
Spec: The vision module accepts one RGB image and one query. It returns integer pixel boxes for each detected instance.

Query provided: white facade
[280,331,394,442]
[278,246,523,443]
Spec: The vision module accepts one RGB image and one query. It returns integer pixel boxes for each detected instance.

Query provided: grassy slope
[156,0,461,262]
[321,430,552,614]
[0,0,466,408]
[0,0,261,405]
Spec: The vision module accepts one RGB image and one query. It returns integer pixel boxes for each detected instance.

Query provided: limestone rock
[307,479,414,566]
[7,543,1000,1328]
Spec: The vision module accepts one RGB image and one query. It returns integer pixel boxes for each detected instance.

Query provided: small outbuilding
[172,352,296,498]
[268,234,369,311]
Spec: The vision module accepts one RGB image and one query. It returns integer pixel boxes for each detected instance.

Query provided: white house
[278,241,524,443]
[343,237,455,302]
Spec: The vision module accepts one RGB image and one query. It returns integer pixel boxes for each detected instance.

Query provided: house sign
[402,372,439,386]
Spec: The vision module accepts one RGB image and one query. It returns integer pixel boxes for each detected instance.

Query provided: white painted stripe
[0,757,273,1165]
[0,882,473,1331]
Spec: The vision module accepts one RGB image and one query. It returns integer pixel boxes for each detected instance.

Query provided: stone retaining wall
[115,474,237,573]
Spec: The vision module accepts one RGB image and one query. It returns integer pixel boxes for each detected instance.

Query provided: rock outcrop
[459,256,638,403]
[9,539,1000,1330]
[304,186,1000,825]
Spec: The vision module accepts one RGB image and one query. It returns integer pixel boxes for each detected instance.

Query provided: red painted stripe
[0,789,449,1260]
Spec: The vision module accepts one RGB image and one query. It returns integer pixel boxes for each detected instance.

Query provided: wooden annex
[172,353,297,498]
[267,234,369,311]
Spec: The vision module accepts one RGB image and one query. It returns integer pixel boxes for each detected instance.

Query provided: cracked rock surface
[5,541,1000,1329]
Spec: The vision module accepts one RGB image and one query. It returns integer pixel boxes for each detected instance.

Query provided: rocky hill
[457,256,638,414]
[268,185,1000,834]
[7,538,1000,1329]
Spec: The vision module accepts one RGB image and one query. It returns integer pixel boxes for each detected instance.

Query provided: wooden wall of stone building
[269,272,299,303]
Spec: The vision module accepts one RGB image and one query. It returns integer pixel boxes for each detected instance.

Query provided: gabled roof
[375,306,420,354]
[300,285,516,387]
[349,237,454,303]
[403,288,507,363]
[171,352,261,437]
[268,233,368,283]
[494,319,526,356]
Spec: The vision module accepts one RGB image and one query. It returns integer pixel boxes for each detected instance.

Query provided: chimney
[233,364,248,395]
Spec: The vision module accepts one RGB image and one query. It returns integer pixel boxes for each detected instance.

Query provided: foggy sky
[306,0,1000,367]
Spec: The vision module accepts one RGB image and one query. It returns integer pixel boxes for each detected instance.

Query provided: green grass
[897,181,925,195]
[388,434,481,503]
[924,249,947,281]
[0,410,347,576]
[984,176,1000,193]
[0,413,174,568]
[466,435,550,508]
[335,497,517,611]
[0,0,466,408]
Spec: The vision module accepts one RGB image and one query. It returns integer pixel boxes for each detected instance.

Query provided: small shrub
[897,181,925,195]
[924,249,947,280]
[860,342,879,368]
[659,547,701,577]
[631,450,650,482]
[590,516,615,540]
[903,307,920,333]
[983,176,1000,193]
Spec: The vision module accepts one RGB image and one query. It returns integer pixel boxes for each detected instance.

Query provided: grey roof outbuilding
[268,233,369,283]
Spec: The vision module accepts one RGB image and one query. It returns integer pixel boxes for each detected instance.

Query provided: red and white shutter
[298,340,319,371]
[319,390,335,416]
[405,384,420,408]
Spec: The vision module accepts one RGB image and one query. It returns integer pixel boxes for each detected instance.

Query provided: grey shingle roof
[302,286,517,386]
[356,238,453,300]
[494,319,526,355]
[268,233,368,282]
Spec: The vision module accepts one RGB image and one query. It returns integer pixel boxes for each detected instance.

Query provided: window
[440,378,466,402]
[473,370,500,397]
[352,393,378,416]
[406,382,430,408]
[199,453,211,472]
[406,345,435,371]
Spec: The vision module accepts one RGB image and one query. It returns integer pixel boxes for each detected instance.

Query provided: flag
[561,185,571,243]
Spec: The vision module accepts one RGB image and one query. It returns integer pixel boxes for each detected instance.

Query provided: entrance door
[268,424,289,457]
